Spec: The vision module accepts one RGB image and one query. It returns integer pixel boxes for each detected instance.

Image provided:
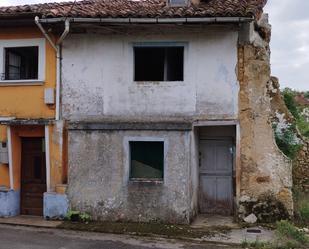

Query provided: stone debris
[244,214,257,224]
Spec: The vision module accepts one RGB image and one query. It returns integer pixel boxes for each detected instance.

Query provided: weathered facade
[0,0,294,224]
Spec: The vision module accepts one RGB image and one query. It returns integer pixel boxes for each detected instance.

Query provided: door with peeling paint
[199,139,233,215]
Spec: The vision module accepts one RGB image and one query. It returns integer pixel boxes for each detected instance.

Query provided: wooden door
[199,139,233,215]
[21,138,46,216]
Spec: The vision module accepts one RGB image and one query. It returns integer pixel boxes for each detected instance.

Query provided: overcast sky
[0,0,308,91]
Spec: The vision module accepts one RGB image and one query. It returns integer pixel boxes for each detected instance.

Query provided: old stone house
[0,0,293,224]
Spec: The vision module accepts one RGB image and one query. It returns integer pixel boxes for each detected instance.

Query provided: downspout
[35,16,70,121]
[55,19,70,121]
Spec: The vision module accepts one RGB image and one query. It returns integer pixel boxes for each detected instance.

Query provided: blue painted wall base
[0,190,20,217]
[44,192,69,220]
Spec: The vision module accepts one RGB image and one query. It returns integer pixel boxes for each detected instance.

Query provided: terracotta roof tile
[0,0,267,19]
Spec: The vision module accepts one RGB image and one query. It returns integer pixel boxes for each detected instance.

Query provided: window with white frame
[0,39,45,82]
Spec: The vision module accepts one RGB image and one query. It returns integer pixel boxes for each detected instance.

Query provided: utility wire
[64,0,77,22]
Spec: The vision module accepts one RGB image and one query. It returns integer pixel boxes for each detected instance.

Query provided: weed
[274,123,302,159]
[241,240,274,248]
[299,201,309,225]
[282,88,299,119]
[276,220,308,245]
[65,210,92,222]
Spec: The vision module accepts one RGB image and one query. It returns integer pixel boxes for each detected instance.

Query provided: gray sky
[0,0,308,91]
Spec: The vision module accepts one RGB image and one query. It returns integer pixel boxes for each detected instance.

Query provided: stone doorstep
[201,227,275,245]
[0,215,62,228]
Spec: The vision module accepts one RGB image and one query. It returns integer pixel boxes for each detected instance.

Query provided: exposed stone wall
[293,140,309,193]
[237,14,293,221]
[268,77,309,193]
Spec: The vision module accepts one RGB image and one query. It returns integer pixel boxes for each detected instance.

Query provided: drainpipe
[35,16,70,121]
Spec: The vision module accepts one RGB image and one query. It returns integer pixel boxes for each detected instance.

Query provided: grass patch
[241,241,274,249]
[275,220,308,248]
[293,191,309,226]
[58,220,230,239]
[299,201,309,224]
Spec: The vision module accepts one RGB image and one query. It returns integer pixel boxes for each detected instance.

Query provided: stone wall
[293,140,309,193]
[237,14,293,221]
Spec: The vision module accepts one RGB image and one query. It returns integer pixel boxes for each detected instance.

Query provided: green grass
[293,189,309,226]
[296,116,309,138]
[276,220,308,248]
[241,241,274,249]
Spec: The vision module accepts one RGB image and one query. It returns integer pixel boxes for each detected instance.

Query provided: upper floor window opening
[4,46,39,80]
[134,45,184,82]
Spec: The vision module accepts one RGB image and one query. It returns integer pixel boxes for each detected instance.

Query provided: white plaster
[61,29,239,120]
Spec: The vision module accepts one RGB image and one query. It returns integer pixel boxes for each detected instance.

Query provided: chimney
[191,0,201,5]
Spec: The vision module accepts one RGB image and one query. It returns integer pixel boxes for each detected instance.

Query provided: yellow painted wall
[0,27,56,118]
[0,27,64,192]
[1,124,66,192]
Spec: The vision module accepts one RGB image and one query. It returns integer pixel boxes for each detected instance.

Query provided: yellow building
[0,20,68,218]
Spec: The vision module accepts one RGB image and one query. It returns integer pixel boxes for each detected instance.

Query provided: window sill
[129,178,164,185]
[0,80,44,86]
[135,81,184,84]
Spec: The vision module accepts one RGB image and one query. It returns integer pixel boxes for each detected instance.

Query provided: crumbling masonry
[237,14,293,221]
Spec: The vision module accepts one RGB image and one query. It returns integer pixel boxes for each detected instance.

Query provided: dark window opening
[4,46,38,80]
[130,141,164,180]
[134,46,184,81]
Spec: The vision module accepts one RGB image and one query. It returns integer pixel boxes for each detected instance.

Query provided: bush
[274,123,302,159]
[66,210,91,222]
[296,116,309,138]
[282,88,299,119]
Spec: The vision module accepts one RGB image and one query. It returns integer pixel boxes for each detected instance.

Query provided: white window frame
[123,137,168,184]
[0,38,45,84]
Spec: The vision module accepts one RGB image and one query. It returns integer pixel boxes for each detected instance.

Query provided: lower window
[129,141,164,180]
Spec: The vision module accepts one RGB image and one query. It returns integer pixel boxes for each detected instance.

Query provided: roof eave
[37,16,254,24]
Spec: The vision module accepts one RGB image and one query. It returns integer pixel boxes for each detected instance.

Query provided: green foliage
[299,200,309,225]
[296,116,309,138]
[276,220,308,245]
[274,124,302,159]
[281,88,309,138]
[79,212,91,222]
[66,210,91,222]
[282,88,299,119]
[241,241,274,249]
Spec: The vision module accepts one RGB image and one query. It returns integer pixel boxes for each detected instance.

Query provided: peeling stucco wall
[237,14,293,219]
[67,129,193,223]
[61,27,239,121]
